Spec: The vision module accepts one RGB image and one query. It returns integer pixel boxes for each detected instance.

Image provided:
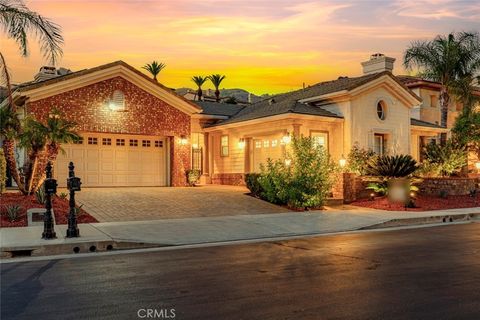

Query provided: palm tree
[207,74,226,102]
[142,61,166,81]
[17,111,79,194]
[404,32,480,143]
[0,0,64,190]
[191,76,208,101]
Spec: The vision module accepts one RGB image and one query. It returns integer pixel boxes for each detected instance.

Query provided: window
[116,139,125,146]
[271,140,278,148]
[109,90,126,111]
[142,140,151,147]
[311,131,328,150]
[255,141,261,149]
[87,137,98,145]
[73,137,84,144]
[221,135,229,156]
[129,139,138,147]
[430,95,438,108]
[373,134,386,155]
[154,140,163,148]
[102,138,112,145]
[377,101,386,120]
[263,140,270,148]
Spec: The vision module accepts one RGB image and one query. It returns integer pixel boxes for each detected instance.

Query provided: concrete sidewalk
[1,207,479,257]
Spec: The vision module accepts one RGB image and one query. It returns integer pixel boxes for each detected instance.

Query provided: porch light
[238,138,246,149]
[284,158,292,166]
[192,143,199,149]
[339,155,347,168]
[179,135,188,145]
[475,162,480,170]
[282,133,291,145]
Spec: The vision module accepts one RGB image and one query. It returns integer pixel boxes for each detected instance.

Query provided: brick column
[170,136,190,186]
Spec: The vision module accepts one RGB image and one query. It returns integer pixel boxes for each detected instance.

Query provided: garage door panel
[56,134,167,187]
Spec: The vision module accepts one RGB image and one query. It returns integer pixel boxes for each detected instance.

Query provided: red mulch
[0,192,98,228]
[352,194,480,211]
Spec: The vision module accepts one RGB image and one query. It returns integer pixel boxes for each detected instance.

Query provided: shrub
[365,154,418,178]
[346,144,376,175]
[245,173,263,197]
[186,169,201,186]
[5,204,22,222]
[364,154,418,204]
[420,141,467,177]
[35,184,47,204]
[0,149,6,194]
[257,136,338,209]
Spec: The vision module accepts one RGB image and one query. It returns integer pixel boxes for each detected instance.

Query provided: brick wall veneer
[27,76,191,186]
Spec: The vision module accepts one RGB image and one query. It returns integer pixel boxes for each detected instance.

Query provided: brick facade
[27,76,191,186]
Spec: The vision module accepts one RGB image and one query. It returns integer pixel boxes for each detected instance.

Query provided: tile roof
[410,118,445,129]
[212,71,417,126]
[194,101,245,117]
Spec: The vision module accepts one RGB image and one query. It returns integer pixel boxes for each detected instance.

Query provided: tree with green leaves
[0,0,64,191]
[404,32,480,143]
[191,76,208,101]
[452,105,480,159]
[207,74,226,102]
[142,61,166,81]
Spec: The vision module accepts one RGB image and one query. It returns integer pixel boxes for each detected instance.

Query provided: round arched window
[377,101,386,120]
[109,90,126,111]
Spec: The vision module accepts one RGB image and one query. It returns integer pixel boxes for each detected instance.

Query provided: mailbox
[44,178,57,194]
[67,176,82,191]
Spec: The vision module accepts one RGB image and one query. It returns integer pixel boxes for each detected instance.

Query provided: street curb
[359,212,480,230]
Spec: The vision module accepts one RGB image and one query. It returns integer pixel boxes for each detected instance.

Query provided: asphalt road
[1,223,480,320]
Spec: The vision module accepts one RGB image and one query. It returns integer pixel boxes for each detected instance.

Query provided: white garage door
[55,133,168,187]
[252,134,284,172]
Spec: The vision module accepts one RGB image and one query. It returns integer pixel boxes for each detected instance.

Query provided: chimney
[361,53,395,75]
[33,66,72,82]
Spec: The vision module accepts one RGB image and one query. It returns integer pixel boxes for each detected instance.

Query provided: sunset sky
[3,0,480,94]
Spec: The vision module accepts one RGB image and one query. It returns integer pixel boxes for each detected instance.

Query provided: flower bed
[0,193,97,228]
[352,194,480,211]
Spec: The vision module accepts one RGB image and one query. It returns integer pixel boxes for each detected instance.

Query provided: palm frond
[142,61,166,80]
[191,75,208,87]
[0,0,64,65]
[207,74,226,88]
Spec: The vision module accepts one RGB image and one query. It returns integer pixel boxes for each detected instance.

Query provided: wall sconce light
[238,138,246,149]
[192,143,199,149]
[339,155,347,168]
[108,101,118,111]
[475,162,480,171]
[281,132,291,145]
[180,135,188,145]
[284,158,292,166]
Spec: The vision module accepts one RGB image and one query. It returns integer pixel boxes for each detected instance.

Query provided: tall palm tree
[0,0,64,190]
[404,32,480,143]
[191,76,208,101]
[207,74,226,102]
[142,61,166,81]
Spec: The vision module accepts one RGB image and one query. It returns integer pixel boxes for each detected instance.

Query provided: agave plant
[365,154,418,179]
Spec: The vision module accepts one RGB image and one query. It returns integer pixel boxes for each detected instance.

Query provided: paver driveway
[75,185,288,222]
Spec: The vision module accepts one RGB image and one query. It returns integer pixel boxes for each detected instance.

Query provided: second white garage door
[56,133,168,187]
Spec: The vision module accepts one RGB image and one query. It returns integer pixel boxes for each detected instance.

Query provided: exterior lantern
[339,155,347,168]
[284,158,292,166]
[281,132,291,145]
[238,138,246,149]
[180,135,188,145]
[42,162,57,240]
[475,162,480,171]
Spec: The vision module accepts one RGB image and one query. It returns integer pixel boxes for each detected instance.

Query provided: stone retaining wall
[418,177,479,196]
[211,173,246,186]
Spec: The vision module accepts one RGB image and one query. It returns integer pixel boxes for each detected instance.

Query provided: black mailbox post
[66,162,81,238]
[42,162,57,239]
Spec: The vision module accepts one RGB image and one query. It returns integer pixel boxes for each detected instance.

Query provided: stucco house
[6,54,473,192]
